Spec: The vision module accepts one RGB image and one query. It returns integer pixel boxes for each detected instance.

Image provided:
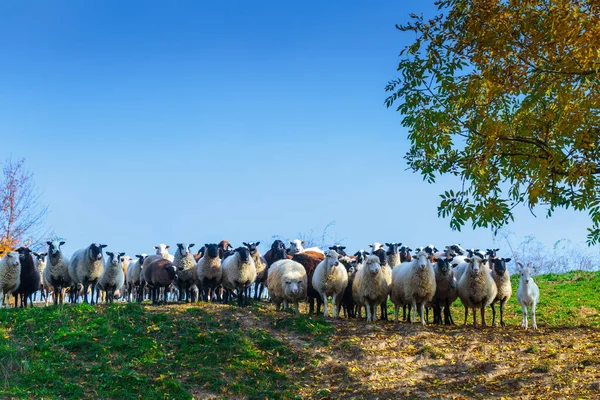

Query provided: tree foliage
[0,158,49,253]
[386,0,600,243]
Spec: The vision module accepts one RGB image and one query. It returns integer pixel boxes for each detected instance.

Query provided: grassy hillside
[0,270,599,399]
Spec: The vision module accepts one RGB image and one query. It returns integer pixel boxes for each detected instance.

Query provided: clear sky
[0,0,594,257]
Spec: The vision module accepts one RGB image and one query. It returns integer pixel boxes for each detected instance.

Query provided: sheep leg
[445,299,454,325]
[83,283,90,304]
[420,303,426,326]
[332,295,339,318]
[394,304,399,322]
[365,302,372,322]
[323,295,329,317]
[463,306,468,325]
[410,301,416,324]
[294,301,299,314]
[491,302,497,326]
[521,305,528,329]
[531,304,537,330]
[480,306,486,327]
[500,299,506,327]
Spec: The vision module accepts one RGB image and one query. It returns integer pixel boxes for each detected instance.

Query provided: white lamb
[516,262,540,330]
[312,249,348,318]
[352,255,389,322]
[126,254,147,302]
[403,250,436,325]
[287,239,324,256]
[221,246,257,306]
[98,251,125,303]
[0,251,21,308]
[44,240,71,306]
[267,259,307,313]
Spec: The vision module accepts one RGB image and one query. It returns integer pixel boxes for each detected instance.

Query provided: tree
[385,0,600,243]
[0,158,49,253]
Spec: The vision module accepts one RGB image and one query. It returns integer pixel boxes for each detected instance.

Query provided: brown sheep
[292,252,323,315]
[143,255,178,305]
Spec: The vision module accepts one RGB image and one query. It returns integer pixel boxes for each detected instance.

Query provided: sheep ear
[385,243,391,247]
[289,241,293,245]
[243,242,249,247]
[154,246,159,249]
[340,246,346,250]
[119,252,126,257]
[301,241,305,245]
[135,254,142,258]
[101,244,107,249]
[106,251,114,257]
[464,258,472,263]
[189,244,195,248]
[166,245,170,249]
[60,241,65,245]
[504,258,512,262]
[46,241,52,246]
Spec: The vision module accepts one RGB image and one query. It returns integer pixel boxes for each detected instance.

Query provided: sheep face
[437,258,451,273]
[3,251,20,268]
[493,258,511,275]
[284,278,304,296]
[204,244,219,258]
[486,248,500,258]
[449,244,465,255]
[372,248,387,266]
[89,243,107,261]
[135,254,147,264]
[166,264,178,281]
[325,250,340,271]
[243,241,260,255]
[369,242,384,252]
[288,240,304,255]
[235,246,251,263]
[467,249,485,259]
[353,250,369,264]
[385,243,402,256]
[176,243,195,257]
[365,255,381,275]
[33,252,47,262]
[46,240,65,255]
[154,244,170,256]
[329,245,347,256]
[106,252,125,267]
[466,256,487,275]
[415,251,429,270]
[517,263,533,284]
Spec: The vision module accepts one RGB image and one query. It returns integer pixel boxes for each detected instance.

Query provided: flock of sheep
[0,239,540,329]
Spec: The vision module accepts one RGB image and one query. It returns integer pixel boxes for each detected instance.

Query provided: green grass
[0,270,598,399]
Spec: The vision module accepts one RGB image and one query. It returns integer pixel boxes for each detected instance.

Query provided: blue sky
[0,1,593,257]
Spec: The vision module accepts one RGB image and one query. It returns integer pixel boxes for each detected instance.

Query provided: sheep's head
[33,252,47,262]
[135,254,147,264]
[385,243,402,256]
[493,258,511,275]
[46,240,65,255]
[466,256,487,275]
[329,245,347,257]
[288,239,304,256]
[165,262,178,281]
[243,241,260,255]
[369,242,384,252]
[399,246,412,262]
[106,251,125,266]
[204,243,219,259]
[154,244,170,256]
[365,255,381,275]
[424,244,438,260]
[372,248,387,266]
[449,244,465,256]
[353,249,369,264]
[284,277,304,296]
[176,243,195,256]
[235,246,251,264]
[89,243,107,261]
[3,251,20,268]
[486,248,500,259]
[467,248,485,259]
[415,251,429,270]
[437,258,451,274]
[325,249,340,270]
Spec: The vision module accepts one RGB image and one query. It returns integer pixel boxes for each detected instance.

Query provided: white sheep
[33,252,48,304]
[352,255,389,322]
[312,249,348,318]
[126,254,147,302]
[243,241,268,300]
[516,262,540,330]
[98,251,125,303]
[70,243,107,304]
[221,246,257,306]
[403,250,436,325]
[267,259,307,313]
[490,257,512,327]
[154,243,175,262]
[44,240,71,306]
[173,243,197,302]
[0,251,21,308]
[457,255,497,327]
[287,239,324,256]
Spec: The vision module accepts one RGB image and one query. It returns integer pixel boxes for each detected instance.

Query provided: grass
[0,270,599,399]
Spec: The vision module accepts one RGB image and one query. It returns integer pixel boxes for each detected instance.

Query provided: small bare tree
[271,221,346,250]
[0,158,49,253]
